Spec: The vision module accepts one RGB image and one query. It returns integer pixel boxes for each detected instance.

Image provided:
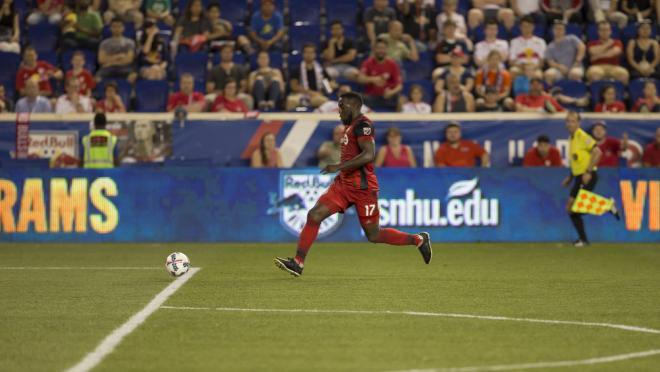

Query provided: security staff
[82,113,118,168]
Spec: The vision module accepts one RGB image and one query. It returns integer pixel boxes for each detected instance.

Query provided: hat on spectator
[591,120,607,130]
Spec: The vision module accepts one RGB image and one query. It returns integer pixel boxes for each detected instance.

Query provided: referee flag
[572,189,614,215]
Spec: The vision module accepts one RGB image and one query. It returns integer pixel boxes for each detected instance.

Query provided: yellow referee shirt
[569,128,597,176]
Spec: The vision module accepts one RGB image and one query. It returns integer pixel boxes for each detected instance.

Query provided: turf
[2,243,660,372]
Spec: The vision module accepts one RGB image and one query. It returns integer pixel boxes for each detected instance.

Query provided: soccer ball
[165,252,190,276]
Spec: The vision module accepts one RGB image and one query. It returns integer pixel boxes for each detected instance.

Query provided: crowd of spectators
[0,0,657,114]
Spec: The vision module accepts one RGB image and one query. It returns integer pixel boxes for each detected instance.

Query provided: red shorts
[318,180,380,226]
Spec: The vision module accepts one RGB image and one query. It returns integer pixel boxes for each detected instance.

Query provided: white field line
[64,268,201,372]
[4,267,163,270]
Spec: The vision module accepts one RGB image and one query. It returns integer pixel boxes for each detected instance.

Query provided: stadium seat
[96,79,132,107]
[402,51,433,81]
[28,23,60,53]
[102,23,136,40]
[0,52,21,82]
[403,80,434,104]
[289,0,321,26]
[326,0,357,26]
[61,49,98,73]
[629,78,659,105]
[13,0,28,18]
[586,23,620,41]
[1,79,15,102]
[553,79,588,111]
[289,25,321,53]
[175,52,208,82]
[39,51,59,67]
[590,80,625,104]
[135,80,169,112]
[220,1,246,24]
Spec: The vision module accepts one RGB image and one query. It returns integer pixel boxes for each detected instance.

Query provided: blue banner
[0,168,657,242]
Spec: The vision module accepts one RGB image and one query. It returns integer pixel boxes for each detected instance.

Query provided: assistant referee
[562,111,602,246]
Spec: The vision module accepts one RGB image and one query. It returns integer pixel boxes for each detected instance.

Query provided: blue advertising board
[0,168,657,242]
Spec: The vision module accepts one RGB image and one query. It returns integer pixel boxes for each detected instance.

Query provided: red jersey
[588,39,623,65]
[211,95,248,113]
[66,69,96,96]
[434,140,486,167]
[96,98,125,113]
[597,137,621,167]
[594,101,626,113]
[359,57,402,97]
[16,61,58,95]
[643,142,660,166]
[167,91,205,111]
[338,115,379,190]
[515,93,564,111]
[522,147,562,167]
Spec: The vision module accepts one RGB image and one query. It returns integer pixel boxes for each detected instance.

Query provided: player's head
[444,121,462,144]
[536,135,551,157]
[590,121,607,140]
[338,91,363,125]
[565,111,581,134]
[332,124,345,144]
[94,112,107,129]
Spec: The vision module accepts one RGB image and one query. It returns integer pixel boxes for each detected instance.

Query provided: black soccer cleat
[417,232,432,264]
[609,198,620,220]
[274,257,303,277]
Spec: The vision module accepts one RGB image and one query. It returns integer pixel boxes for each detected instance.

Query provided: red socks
[374,228,422,246]
[295,216,321,265]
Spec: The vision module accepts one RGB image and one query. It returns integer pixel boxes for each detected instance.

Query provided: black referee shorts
[570,171,599,198]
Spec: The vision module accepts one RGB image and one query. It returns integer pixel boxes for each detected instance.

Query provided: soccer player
[562,111,619,247]
[274,92,432,276]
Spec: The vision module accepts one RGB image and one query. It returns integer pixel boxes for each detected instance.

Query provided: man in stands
[97,18,137,83]
[317,124,345,170]
[586,21,629,84]
[515,77,564,113]
[168,73,206,112]
[322,21,358,81]
[523,135,563,167]
[509,16,546,78]
[104,0,144,29]
[66,51,95,97]
[365,0,397,46]
[643,127,660,167]
[248,0,284,51]
[357,39,403,111]
[286,44,334,111]
[434,74,475,112]
[434,122,489,167]
[55,77,93,114]
[544,20,585,85]
[434,20,470,68]
[378,20,419,64]
[16,46,63,97]
[541,0,583,24]
[591,121,628,167]
[16,79,52,113]
[206,44,252,110]
[474,20,508,68]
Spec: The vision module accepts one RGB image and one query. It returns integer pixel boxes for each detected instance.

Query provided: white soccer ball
[165,252,190,276]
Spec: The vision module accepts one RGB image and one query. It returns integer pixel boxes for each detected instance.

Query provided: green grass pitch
[2,242,660,371]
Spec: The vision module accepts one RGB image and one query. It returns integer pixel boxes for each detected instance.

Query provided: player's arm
[321,136,375,174]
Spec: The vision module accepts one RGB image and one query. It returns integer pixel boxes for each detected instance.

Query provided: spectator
[104,0,143,29]
[511,0,545,24]
[16,79,52,113]
[97,18,137,83]
[211,79,248,113]
[541,0,583,24]
[433,49,474,93]
[591,121,627,167]
[286,44,334,111]
[515,77,564,112]
[138,19,168,80]
[375,127,417,167]
[642,127,660,167]
[631,80,660,112]
[251,132,282,168]
[434,20,470,68]
[96,81,126,112]
[435,0,467,41]
[594,84,626,112]
[512,62,538,97]
[16,46,63,97]
[322,21,359,80]
[315,85,372,113]
[145,0,174,26]
[621,0,654,22]
[433,73,475,112]
[27,0,63,25]
[0,0,20,53]
[522,135,563,167]
[248,0,284,51]
[167,73,205,112]
[402,84,431,113]
[626,21,660,80]
[174,0,211,52]
[467,0,515,31]
[358,39,403,111]
[0,84,13,112]
[207,2,251,53]
[379,20,419,64]
[55,77,93,114]
[365,0,397,46]
[65,51,95,96]
[475,50,514,109]
[249,51,284,111]
[586,21,629,83]
[587,0,628,28]
[60,1,77,43]
[434,121,489,167]
[544,20,585,85]
[61,0,102,50]
[317,124,345,169]
[509,16,546,76]
[474,20,508,68]
[476,86,508,111]
[398,0,436,51]
[207,44,253,110]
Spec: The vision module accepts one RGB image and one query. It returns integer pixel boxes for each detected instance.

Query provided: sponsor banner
[0,168,656,242]
[28,130,79,159]
[107,119,173,163]
[15,113,30,159]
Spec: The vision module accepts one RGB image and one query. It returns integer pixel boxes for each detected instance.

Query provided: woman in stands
[632,80,660,112]
[173,0,211,52]
[626,20,660,80]
[594,84,626,112]
[249,51,284,111]
[251,132,283,168]
[375,127,417,168]
[96,81,126,113]
[139,19,168,80]
[212,79,248,113]
[0,0,20,54]
[401,84,431,114]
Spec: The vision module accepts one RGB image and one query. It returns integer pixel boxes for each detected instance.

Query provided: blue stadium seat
[1,79,15,102]
[629,78,659,105]
[136,80,169,112]
[326,0,357,26]
[13,0,28,18]
[289,0,321,26]
[249,52,283,69]
[39,51,59,67]
[402,51,433,81]
[61,49,98,73]
[435,0,470,15]
[403,80,434,104]
[0,52,21,82]
[586,23,620,41]
[289,25,321,53]
[96,79,132,107]
[590,80,625,103]
[553,79,587,111]
[28,23,60,53]
[175,52,208,81]
[102,23,136,40]
[220,0,246,24]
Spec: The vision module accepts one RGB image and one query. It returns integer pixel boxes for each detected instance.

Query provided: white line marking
[4,267,163,270]
[64,268,201,372]
[279,119,319,167]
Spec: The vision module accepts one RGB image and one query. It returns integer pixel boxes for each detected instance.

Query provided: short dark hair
[302,43,317,52]
[110,17,124,25]
[484,19,498,28]
[520,15,534,24]
[374,38,388,47]
[207,1,220,11]
[329,20,343,28]
[339,91,363,108]
[105,81,118,92]
[537,135,550,144]
[72,50,85,59]
[444,121,461,134]
[599,84,615,101]
[94,113,107,129]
